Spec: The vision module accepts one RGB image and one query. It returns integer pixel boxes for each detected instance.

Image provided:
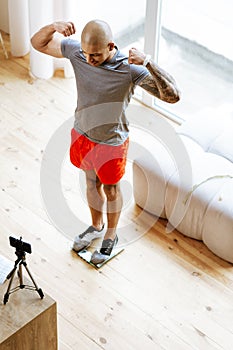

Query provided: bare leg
[85,170,122,240]
[85,170,105,231]
[89,181,123,264]
[103,182,123,241]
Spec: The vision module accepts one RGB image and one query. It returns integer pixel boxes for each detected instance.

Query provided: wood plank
[1,193,233,349]
[1,33,233,349]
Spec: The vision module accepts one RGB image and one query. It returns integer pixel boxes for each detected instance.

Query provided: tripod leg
[3,267,17,304]
[23,263,44,299]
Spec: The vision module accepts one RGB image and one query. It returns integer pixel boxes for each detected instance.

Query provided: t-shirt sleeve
[130,64,150,85]
[61,38,80,59]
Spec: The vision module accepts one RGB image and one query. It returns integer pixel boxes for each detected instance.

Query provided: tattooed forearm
[138,60,180,103]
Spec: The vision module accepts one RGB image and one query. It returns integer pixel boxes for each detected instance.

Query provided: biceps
[44,37,63,58]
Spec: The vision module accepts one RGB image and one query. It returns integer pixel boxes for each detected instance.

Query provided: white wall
[0,0,9,32]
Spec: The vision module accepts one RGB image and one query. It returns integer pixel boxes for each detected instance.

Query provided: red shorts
[70,128,129,184]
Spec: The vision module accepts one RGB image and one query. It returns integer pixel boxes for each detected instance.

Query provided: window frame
[136,0,183,124]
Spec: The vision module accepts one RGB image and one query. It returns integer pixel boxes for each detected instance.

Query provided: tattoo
[138,60,180,104]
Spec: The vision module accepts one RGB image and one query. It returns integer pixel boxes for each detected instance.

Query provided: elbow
[30,35,45,53]
[30,36,38,50]
[156,87,181,104]
[30,38,35,49]
[175,89,181,102]
[168,89,181,104]
[171,92,181,104]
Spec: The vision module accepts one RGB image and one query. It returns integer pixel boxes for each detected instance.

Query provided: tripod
[3,249,44,304]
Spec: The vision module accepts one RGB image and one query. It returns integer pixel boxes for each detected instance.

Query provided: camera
[9,236,32,254]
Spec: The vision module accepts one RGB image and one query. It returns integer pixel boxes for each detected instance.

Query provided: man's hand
[53,21,76,37]
[128,48,146,65]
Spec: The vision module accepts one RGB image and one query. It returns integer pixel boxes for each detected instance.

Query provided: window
[143,0,233,122]
[72,0,233,123]
[76,0,146,53]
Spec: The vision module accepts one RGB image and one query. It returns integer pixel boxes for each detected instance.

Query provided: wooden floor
[1,31,233,350]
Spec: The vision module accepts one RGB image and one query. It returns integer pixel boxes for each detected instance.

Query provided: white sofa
[133,111,233,263]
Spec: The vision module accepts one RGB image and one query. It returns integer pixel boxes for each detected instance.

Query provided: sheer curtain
[8,0,78,78]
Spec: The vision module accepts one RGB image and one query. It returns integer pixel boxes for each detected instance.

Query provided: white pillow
[178,113,232,152]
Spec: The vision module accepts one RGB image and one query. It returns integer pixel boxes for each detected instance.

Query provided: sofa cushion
[178,112,233,161]
[133,138,176,218]
[164,147,233,239]
[208,126,233,163]
[133,109,233,263]
[202,180,233,263]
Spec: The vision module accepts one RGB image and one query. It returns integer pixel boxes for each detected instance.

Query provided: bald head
[81,20,113,48]
[81,20,116,67]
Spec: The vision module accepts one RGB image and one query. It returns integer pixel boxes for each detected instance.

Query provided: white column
[54,0,79,21]
[53,0,78,78]
[28,0,54,79]
[62,0,79,77]
[53,0,64,20]
[8,0,30,56]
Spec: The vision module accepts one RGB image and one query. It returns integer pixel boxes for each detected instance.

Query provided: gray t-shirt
[61,39,149,145]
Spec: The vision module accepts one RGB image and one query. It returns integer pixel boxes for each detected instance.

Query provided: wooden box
[0,280,57,350]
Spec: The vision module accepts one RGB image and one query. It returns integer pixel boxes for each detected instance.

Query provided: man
[31,20,180,264]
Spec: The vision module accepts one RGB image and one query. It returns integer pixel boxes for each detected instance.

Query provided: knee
[86,177,102,192]
[103,183,120,201]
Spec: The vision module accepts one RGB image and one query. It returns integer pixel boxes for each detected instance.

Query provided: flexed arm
[128,48,180,104]
[31,21,76,58]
